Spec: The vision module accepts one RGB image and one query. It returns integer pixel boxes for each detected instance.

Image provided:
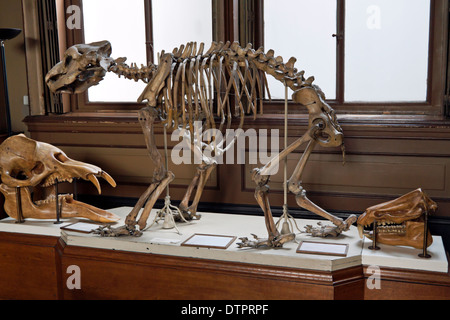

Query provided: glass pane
[152,0,213,59]
[345,0,430,102]
[264,0,337,100]
[83,0,147,102]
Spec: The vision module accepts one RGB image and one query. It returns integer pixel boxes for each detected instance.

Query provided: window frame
[62,0,448,116]
[64,0,153,112]
[258,0,447,116]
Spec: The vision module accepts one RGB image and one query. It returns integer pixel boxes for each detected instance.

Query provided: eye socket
[65,55,73,66]
[10,170,29,181]
[32,161,45,175]
[54,152,69,163]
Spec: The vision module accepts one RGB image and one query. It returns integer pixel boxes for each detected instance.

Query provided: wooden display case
[0,208,449,300]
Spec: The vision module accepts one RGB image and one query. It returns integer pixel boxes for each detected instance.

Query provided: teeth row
[362,221,402,227]
[35,194,73,205]
[376,221,399,226]
[42,175,74,187]
[378,225,406,234]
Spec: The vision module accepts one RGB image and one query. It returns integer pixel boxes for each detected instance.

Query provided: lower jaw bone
[0,184,120,223]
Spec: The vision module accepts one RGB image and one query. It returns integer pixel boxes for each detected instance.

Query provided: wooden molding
[22,113,450,221]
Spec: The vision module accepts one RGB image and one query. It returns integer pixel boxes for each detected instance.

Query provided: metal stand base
[54,179,63,224]
[418,209,431,258]
[15,187,24,224]
[368,222,380,250]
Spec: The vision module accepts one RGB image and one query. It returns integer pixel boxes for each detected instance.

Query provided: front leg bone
[243,131,316,248]
[96,106,172,237]
[179,162,216,220]
[244,171,295,248]
[287,146,357,236]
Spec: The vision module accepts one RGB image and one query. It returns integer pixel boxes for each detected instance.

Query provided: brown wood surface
[0,229,448,300]
[0,232,64,300]
[60,244,363,300]
[23,114,450,217]
[363,265,450,300]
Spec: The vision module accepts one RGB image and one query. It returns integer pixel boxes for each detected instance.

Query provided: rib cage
[110,41,316,134]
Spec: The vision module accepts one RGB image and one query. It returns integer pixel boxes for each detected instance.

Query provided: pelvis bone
[0,134,119,223]
[357,188,437,249]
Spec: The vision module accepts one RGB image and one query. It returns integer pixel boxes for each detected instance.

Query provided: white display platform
[0,215,78,237]
[60,207,362,272]
[0,206,448,273]
[362,236,448,273]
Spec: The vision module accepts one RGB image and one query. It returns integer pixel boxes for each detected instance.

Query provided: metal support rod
[54,178,62,224]
[418,209,431,258]
[1,41,12,136]
[145,125,187,234]
[283,82,288,210]
[164,125,170,196]
[15,187,24,223]
[368,221,380,250]
[73,178,78,201]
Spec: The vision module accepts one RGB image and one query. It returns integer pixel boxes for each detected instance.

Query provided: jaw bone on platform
[0,134,119,223]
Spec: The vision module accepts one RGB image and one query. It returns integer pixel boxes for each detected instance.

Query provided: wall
[0,0,29,135]
[24,114,450,218]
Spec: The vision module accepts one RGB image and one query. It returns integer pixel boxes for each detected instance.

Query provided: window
[63,0,447,115]
[345,0,430,102]
[77,0,213,105]
[264,0,337,100]
[264,0,432,106]
[83,0,147,102]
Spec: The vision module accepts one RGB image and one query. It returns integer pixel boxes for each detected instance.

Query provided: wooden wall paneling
[0,232,64,299]
[23,115,450,219]
[244,152,450,213]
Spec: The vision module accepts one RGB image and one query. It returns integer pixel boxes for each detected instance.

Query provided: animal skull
[45,40,115,94]
[0,134,119,223]
[357,188,437,249]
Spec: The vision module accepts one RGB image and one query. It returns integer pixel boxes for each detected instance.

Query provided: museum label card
[60,222,102,233]
[181,233,236,249]
[297,241,349,257]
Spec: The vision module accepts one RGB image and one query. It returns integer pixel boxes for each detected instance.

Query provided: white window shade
[82,0,212,103]
[83,0,147,103]
[345,0,430,102]
[152,0,213,60]
[264,0,337,100]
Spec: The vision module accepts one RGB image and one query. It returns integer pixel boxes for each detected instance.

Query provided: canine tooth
[101,171,117,188]
[357,224,364,239]
[87,174,102,194]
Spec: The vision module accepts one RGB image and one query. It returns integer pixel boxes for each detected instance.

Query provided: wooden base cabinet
[0,232,64,300]
[60,245,364,300]
[0,231,449,300]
